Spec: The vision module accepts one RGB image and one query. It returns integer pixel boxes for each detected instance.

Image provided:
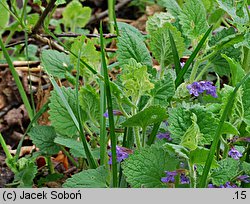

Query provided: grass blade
[175,26,213,88]
[0,38,34,120]
[169,30,181,78]
[198,71,250,187]
[100,22,117,187]
[147,122,161,146]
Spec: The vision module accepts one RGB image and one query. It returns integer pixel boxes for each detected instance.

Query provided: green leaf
[157,0,182,18]
[163,143,189,160]
[41,50,72,79]
[150,22,185,67]
[0,1,9,33]
[49,87,81,137]
[179,0,209,40]
[117,24,152,67]
[220,85,244,127]
[242,162,250,175]
[63,166,108,188]
[146,12,174,35]
[117,22,144,41]
[217,0,249,27]
[221,121,239,135]
[79,85,100,124]
[62,0,91,32]
[222,54,245,86]
[37,173,64,187]
[210,158,240,186]
[190,106,218,145]
[54,136,86,158]
[168,107,192,143]
[150,72,175,106]
[180,113,201,151]
[56,0,66,5]
[120,59,154,100]
[189,147,218,167]
[28,126,61,155]
[122,145,179,187]
[242,76,250,126]
[70,36,100,77]
[14,158,37,187]
[121,105,168,130]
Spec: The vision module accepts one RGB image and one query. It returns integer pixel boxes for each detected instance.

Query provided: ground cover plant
[0,0,250,188]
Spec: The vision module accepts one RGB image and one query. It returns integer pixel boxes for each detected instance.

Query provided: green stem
[100,22,117,187]
[189,59,201,82]
[100,74,107,166]
[0,133,12,160]
[188,162,196,188]
[83,123,94,138]
[60,146,78,168]
[108,0,115,33]
[0,39,33,120]
[142,128,147,147]
[147,122,161,146]
[47,156,55,174]
[194,61,212,81]
[199,71,250,188]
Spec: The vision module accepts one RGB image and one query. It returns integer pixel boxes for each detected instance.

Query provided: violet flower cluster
[108,146,130,164]
[228,147,243,160]
[161,171,190,184]
[187,81,218,98]
[208,182,238,188]
[156,132,172,141]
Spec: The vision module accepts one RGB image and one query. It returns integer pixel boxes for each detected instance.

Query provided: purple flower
[228,147,243,160]
[180,62,185,68]
[220,182,238,188]
[180,173,190,184]
[161,171,177,183]
[108,146,130,164]
[237,175,250,183]
[208,184,216,188]
[103,110,123,118]
[187,81,218,98]
[157,132,172,141]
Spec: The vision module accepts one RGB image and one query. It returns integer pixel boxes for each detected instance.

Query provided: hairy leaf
[179,0,208,40]
[150,22,185,67]
[211,158,240,186]
[120,59,154,100]
[157,0,182,18]
[62,1,91,31]
[150,72,175,106]
[117,24,152,67]
[146,12,174,34]
[41,50,72,79]
[49,87,81,137]
[0,1,9,33]
[28,126,60,155]
[122,145,179,187]
[121,105,168,129]
[180,113,201,151]
[242,76,250,126]
[63,166,108,188]
[79,85,100,124]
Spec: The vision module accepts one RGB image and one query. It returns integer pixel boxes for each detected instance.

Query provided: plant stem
[100,65,107,166]
[189,59,200,82]
[195,61,212,81]
[108,0,115,33]
[60,146,78,168]
[0,133,12,160]
[147,122,161,146]
[142,128,147,147]
[47,156,55,174]
[100,22,117,187]
[199,71,250,187]
[0,39,34,120]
